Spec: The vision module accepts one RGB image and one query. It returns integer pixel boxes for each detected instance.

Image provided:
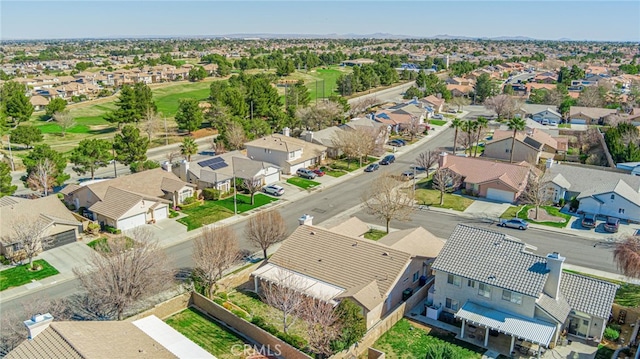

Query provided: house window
[502,290,523,305]
[445,298,459,311]
[611,194,615,200]
[619,208,625,214]
[447,274,461,286]
[505,149,510,153]
[413,271,420,282]
[468,280,476,288]
[478,283,491,298]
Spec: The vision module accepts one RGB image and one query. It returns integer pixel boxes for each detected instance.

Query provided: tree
[23,144,69,187]
[297,102,343,131]
[180,136,198,162]
[53,110,75,137]
[484,94,519,119]
[451,118,462,154]
[459,120,478,153]
[519,171,552,220]
[245,210,287,260]
[577,86,606,108]
[132,83,157,120]
[331,299,366,352]
[301,299,342,358]
[26,158,56,197]
[114,125,149,165]
[242,176,263,205]
[224,121,246,150]
[432,168,462,205]
[450,96,470,111]
[507,117,526,162]
[188,66,207,81]
[175,98,203,134]
[73,228,173,320]
[70,139,113,180]
[140,109,160,141]
[192,226,239,298]
[0,162,16,197]
[104,85,138,127]
[10,216,53,269]
[259,267,305,334]
[614,236,640,278]
[1,81,33,123]
[474,117,489,157]
[45,98,67,117]
[332,128,376,168]
[285,80,311,108]
[404,116,422,141]
[414,150,439,176]
[474,73,497,103]
[11,125,43,149]
[362,173,415,233]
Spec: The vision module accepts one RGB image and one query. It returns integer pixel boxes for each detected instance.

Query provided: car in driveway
[604,217,619,233]
[263,184,284,196]
[388,139,405,147]
[581,213,597,229]
[432,114,444,120]
[296,168,317,179]
[499,218,529,230]
[312,169,325,177]
[380,155,396,165]
[365,163,380,172]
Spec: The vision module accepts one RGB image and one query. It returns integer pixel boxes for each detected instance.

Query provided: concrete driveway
[38,241,95,274]
[144,218,189,247]
[463,199,512,219]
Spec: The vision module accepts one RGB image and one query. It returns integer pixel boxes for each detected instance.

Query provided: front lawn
[165,307,247,359]
[287,177,321,189]
[363,229,387,241]
[87,237,135,252]
[215,193,278,214]
[516,205,571,228]
[429,119,447,126]
[500,205,521,219]
[0,260,60,291]
[177,201,234,231]
[373,319,483,359]
[415,189,474,211]
[328,156,377,172]
[325,169,347,177]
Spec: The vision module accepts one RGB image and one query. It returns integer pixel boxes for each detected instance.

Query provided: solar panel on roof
[208,162,228,170]
[198,157,224,167]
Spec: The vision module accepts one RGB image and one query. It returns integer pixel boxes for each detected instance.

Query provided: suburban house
[438,153,532,203]
[430,224,617,356]
[252,215,444,329]
[422,95,446,113]
[6,314,213,359]
[531,108,563,125]
[483,129,566,163]
[29,95,49,111]
[302,117,389,158]
[172,152,280,192]
[568,106,618,125]
[61,168,195,230]
[245,132,327,175]
[0,196,82,260]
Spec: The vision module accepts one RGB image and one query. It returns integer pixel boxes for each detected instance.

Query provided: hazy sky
[2,1,639,41]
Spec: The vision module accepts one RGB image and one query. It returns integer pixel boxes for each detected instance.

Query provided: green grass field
[307,67,344,100]
[215,193,278,214]
[510,205,571,228]
[287,177,321,189]
[177,201,234,231]
[0,260,59,291]
[429,119,447,126]
[165,307,246,359]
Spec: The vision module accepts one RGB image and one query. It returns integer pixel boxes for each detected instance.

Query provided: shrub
[213,297,225,306]
[277,332,307,349]
[222,302,233,311]
[570,197,580,210]
[604,326,620,341]
[0,255,10,265]
[129,160,161,173]
[558,198,566,207]
[202,188,221,201]
[217,292,228,300]
[169,209,179,218]
[104,225,121,235]
[182,196,196,205]
[57,193,64,199]
[231,309,248,320]
[179,201,200,210]
[86,222,101,235]
[251,316,278,335]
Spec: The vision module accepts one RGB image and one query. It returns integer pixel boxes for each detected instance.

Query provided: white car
[263,184,284,196]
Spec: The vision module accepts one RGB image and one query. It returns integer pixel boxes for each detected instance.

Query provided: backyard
[415,177,474,212]
[501,205,571,228]
[372,319,484,359]
[0,260,59,291]
[165,307,247,359]
[287,177,321,189]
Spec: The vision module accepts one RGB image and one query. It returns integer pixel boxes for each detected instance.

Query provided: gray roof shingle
[543,163,640,193]
[536,293,571,323]
[560,272,618,319]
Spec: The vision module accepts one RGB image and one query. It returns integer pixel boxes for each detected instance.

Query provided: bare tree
[348,97,378,118]
[141,109,160,141]
[449,96,470,112]
[614,236,640,279]
[10,216,53,269]
[577,86,606,108]
[242,176,263,205]
[362,173,415,233]
[403,116,422,141]
[226,121,246,150]
[484,94,519,120]
[414,150,439,176]
[245,210,288,260]
[167,150,181,164]
[298,102,343,131]
[432,168,462,206]
[332,127,376,168]
[73,228,173,320]
[192,226,239,298]
[519,171,553,220]
[606,114,630,127]
[27,158,56,197]
[260,268,306,334]
[53,110,75,137]
[301,299,341,358]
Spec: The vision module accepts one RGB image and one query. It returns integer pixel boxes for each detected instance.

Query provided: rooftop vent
[382,252,389,256]
[488,275,496,281]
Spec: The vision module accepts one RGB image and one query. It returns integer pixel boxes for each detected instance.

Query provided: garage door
[486,188,514,203]
[289,163,304,175]
[117,213,146,231]
[263,171,280,185]
[570,118,587,124]
[153,206,168,221]
[50,229,77,249]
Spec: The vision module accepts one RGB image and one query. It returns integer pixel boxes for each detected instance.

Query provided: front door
[568,315,590,337]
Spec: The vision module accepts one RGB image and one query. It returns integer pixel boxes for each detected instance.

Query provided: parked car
[296,168,317,179]
[312,169,325,177]
[263,184,284,196]
[365,163,380,172]
[380,155,396,165]
[499,218,529,230]
[388,139,405,147]
[432,114,444,120]
[400,171,415,181]
[604,217,620,233]
[581,213,597,229]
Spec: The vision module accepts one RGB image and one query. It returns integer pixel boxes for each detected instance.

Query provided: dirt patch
[527,207,566,223]
[191,128,217,139]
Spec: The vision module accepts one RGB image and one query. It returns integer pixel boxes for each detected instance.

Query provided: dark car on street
[604,217,619,233]
[581,213,597,229]
[380,155,396,165]
[365,163,380,172]
[388,139,406,147]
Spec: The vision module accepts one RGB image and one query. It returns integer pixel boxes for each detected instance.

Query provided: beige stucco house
[245,133,326,175]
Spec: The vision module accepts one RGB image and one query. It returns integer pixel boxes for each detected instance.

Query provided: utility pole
[7,134,14,171]
[250,101,253,121]
[315,80,318,106]
[111,140,117,178]
[164,115,168,146]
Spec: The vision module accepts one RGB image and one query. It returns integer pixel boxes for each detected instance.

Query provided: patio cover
[252,263,345,303]
[455,302,556,347]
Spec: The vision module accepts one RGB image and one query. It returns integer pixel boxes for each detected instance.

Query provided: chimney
[282,127,290,137]
[162,161,171,172]
[545,158,554,169]
[438,152,448,168]
[24,313,54,339]
[179,159,189,181]
[543,252,565,300]
[298,214,313,226]
[305,131,314,143]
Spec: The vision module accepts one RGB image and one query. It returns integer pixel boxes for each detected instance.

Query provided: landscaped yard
[363,229,387,241]
[429,119,447,126]
[500,205,520,219]
[415,177,474,211]
[287,177,321,189]
[177,201,234,231]
[502,205,571,228]
[87,237,135,252]
[215,193,278,214]
[373,319,484,359]
[0,260,60,291]
[165,307,247,359]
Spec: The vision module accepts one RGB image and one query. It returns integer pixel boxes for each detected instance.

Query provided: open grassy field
[0,260,59,291]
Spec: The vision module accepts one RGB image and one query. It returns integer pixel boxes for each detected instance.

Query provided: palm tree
[180,137,198,162]
[451,118,462,155]
[461,120,477,155]
[474,117,489,157]
[506,117,526,163]
[614,236,640,278]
